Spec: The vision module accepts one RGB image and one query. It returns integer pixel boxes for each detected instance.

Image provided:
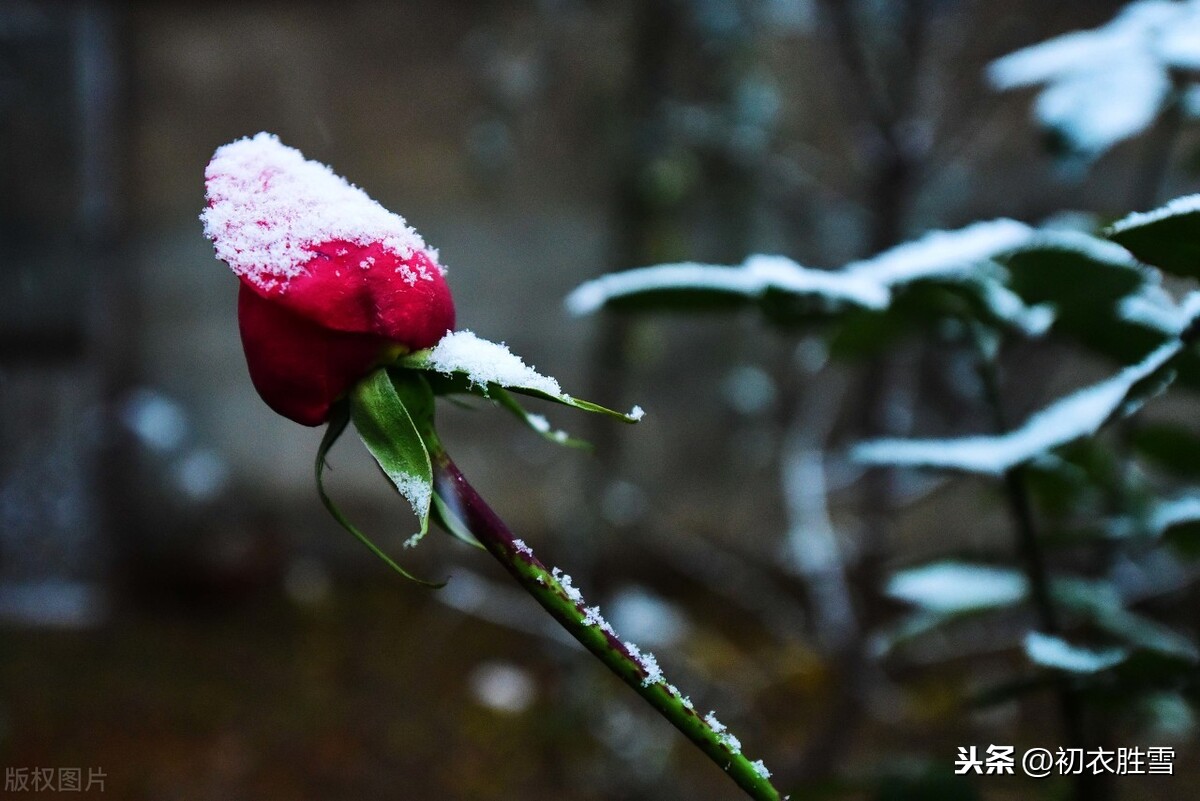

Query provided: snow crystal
[201,132,434,292]
[526,414,551,433]
[1110,193,1200,235]
[564,255,888,317]
[426,330,564,397]
[704,712,742,753]
[886,562,1028,614]
[1024,631,1128,673]
[854,341,1181,474]
[751,760,772,780]
[512,539,533,557]
[845,219,1034,287]
[551,567,584,603]
[581,605,616,635]
[629,405,645,421]
[624,642,664,687]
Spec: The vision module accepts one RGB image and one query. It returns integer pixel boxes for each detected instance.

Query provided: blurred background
[3,1,1199,799]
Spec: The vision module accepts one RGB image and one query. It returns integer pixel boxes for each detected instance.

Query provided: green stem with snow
[431,449,781,801]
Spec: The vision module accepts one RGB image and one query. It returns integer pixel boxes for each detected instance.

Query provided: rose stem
[431,451,783,801]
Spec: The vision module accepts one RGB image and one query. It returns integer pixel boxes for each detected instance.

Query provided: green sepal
[350,369,435,547]
[493,386,591,449]
[314,401,443,587]
[430,490,484,550]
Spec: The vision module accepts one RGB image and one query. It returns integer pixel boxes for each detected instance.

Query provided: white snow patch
[513,539,533,556]
[426,330,564,397]
[887,562,1029,614]
[751,759,772,779]
[629,405,645,421]
[846,219,1034,286]
[526,414,551,433]
[1025,228,1145,270]
[387,472,430,526]
[564,255,888,317]
[201,132,435,292]
[854,341,1181,474]
[1024,631,1128,673]
[1110,193,1200,234]
[1149,494,1200,535]
[987,1,1197,155]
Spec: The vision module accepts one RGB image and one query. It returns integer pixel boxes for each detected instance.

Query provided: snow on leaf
[1109,193,1200,235]
[845,219,1035,286]
[425,330,564,397]
[1119,287,1200,334]
[1024,631,1128,673]
[987,0,1192,156]
[564,255,888,316]
[854,341,1182,474]
[886,562,1029,614]
[1033,52,1168,155]
[1148,493,1200,536]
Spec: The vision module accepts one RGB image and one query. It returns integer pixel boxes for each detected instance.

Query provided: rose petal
[237,284,392,426]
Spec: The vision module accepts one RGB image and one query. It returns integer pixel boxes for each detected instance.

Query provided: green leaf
[1055,578,1199,663]
[430,491,483,550]
[853,341,1184,475]
[1132,423,1200,478]
[492,386,591,449]
[1109,196,1200,278]
[350,369,434,546]
[314,401,442,587]
[1000,232,1162,363]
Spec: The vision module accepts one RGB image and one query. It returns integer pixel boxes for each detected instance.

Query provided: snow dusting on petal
[201,132,436,292]
[426,330,564,397]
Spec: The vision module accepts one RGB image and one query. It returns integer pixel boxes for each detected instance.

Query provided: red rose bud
[201,133,455,425]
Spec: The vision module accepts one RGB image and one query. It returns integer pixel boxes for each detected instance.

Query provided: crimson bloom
[201,133,455,425]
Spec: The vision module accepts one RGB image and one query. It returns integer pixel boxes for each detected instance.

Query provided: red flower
[201,133,455,425]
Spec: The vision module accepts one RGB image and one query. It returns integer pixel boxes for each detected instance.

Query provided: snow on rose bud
[200,133,455,426]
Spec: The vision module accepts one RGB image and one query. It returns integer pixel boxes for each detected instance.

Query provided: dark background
[2,1,1196,799]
